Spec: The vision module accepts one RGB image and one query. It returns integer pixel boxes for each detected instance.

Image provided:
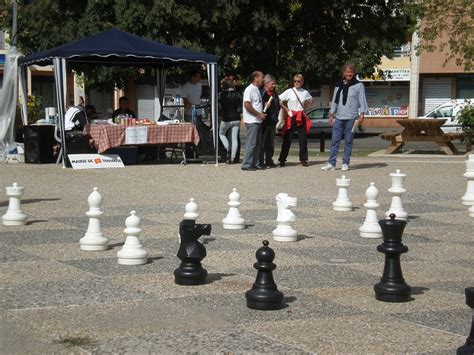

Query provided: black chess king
[174,219,211,285]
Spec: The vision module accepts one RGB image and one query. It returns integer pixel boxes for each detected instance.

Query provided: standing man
[182,70,202,122]
[321,63,367,171]
[260,74,280,168]
[241,71,266,171]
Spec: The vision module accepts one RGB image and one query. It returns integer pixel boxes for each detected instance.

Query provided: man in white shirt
[241,71,266,171]
[181,71,202,122]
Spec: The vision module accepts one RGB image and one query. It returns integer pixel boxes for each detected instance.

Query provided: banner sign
[125,126,148,145]
[68,154,125,169]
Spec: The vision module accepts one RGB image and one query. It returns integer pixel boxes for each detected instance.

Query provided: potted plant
[457,100,474,151]
[26,95,44,125]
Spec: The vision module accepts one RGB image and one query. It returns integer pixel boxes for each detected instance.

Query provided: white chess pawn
[79,187,109,251]
[461,154,474,207]
[117,210,148,265]
[468,204,474,218]
[2,183,27,226]
[272,193,298,242]
[223,188,245,230]
[359,182,383,238]
[332,175,353,212]
[184,198,199,220]
[385,169,408,220]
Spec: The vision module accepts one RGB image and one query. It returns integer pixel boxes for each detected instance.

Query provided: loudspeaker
[24,125,56,164]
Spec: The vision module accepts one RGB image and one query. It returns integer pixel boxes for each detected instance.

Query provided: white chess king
[79,187,109,251]
[272,193,298,242]
[117,211,148,265]
[385,169,408,220]
[461,154,474,207]
[2,183,27,226]
[359,182,383,238]
[332,175,353,212]
[223,188,245,230]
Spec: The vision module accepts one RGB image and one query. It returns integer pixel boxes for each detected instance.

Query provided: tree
[0,0,415,88]
[413,0,473,71]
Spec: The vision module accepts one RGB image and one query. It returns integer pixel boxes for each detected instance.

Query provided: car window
[436,106,453,117]
[308,109,328,119]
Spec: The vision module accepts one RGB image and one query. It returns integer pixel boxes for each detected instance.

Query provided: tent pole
[53,58,68,167]
[19,66,28,126]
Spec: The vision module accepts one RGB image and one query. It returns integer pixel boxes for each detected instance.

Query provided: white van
[420,99,472,133]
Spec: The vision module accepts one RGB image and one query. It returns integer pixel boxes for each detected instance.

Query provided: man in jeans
[321,63,367,171]
[241,71,266,171]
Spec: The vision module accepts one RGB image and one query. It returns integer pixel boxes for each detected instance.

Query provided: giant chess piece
[79,187,109,251]
[2,183,27,226]
[332,175,353,212]
[385,169,408,221]
[374,214,411,302]
[117,211,148,265]
[359,182,383,239]
[174,218,211,285]
[457,287,474,355]
[272,193,298,242]
[246,240,284,310]
[468,204,474,218]
[184,198,199,220]
[461,154,474,209]
[223,188,245,230]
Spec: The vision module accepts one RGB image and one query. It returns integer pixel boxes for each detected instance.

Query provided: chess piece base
[359,224,382,239]
[332,204,353,212]
[245,289,284,310]
[117,257,148,265]
[80,244,108,251]
[374,281,411,302]
[360,231,382,239]
[80,234,109,251]
[2,217,27,226]
[272,226,298,242]
[223,220,245,230]
[174,262,207,285]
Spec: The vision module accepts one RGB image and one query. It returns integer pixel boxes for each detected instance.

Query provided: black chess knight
[174,219,211,285]
[457,287,474,355]
[374,213,411,302]
[246,240,284,310]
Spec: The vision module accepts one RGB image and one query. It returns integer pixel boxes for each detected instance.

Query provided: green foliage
[458,101,474,133]
[0,0,415,88]
[413,0,473,71]
[25,94,43,124]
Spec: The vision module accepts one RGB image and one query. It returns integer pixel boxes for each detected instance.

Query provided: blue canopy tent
[18,28,219,166]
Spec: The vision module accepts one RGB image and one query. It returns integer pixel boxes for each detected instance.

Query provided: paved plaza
[1,154,473,354]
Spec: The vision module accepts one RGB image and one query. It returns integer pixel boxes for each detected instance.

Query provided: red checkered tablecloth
[84,123,200,153]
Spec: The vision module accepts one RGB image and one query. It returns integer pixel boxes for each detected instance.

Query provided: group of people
[218,63,368,172]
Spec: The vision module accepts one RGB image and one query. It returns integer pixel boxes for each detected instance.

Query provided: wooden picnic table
[380,119,462,155]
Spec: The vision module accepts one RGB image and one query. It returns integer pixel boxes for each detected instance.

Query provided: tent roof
[18,28,217,66]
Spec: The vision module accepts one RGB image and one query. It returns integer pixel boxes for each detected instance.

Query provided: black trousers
[279,118,308,162]
[260,123,276,165]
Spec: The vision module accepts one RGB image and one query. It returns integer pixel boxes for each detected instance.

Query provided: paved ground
[1,152,473,353]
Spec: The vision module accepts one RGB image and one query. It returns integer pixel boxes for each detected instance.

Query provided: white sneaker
[321,163,335,171]
[341,164,349,171]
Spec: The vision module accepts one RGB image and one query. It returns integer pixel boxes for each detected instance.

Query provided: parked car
[306,107,365,136]
[419,99,473,133]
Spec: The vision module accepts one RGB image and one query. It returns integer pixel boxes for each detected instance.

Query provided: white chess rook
[272,193,298,242]
[359,182,382,238]
[223,188,245,230]
[117,211,148,265]
[461,154,474,207]
[2,183,27,226]
[79,187,109,251]
[385,169,408,220]
[332,175,353,212]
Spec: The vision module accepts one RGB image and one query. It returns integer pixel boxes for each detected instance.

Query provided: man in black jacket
[260,74,280,168]
[218,78,242,163]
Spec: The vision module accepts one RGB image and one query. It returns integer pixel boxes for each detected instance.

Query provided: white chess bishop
[385,169,408,220]
[272,193,298,242]
[332,175,353,212]
[2,183,27,226]
[79,187,109,251]
[117,211,148,265]
[462,154,474,207]
[223,188,245,230]
[359,182,382,238]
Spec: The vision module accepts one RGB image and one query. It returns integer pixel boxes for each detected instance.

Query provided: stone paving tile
[247,315,465,353]
[421,281,473,295]
[301,286,465,314]
[211,221,274,235]
[0,228,82,245]
[0,278,150,310]
[404,202,463,214]
[391,308,471,336]
[53,215,160,229]
[346,260,474,284]
[408,242,474,262]
[0,245,43,262]
[7,299,230,343]
[0,260,94,285]
[82,328,307,354]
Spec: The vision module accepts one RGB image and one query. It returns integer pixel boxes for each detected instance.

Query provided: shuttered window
[422,78,452,114]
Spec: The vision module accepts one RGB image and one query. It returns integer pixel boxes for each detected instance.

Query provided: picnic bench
[380,119,463,155]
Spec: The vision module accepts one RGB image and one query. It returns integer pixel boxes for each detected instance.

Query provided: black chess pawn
[374,213,411,302]
[457,287,474,355]
[246,240,284,310]
[174,219,211,285]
